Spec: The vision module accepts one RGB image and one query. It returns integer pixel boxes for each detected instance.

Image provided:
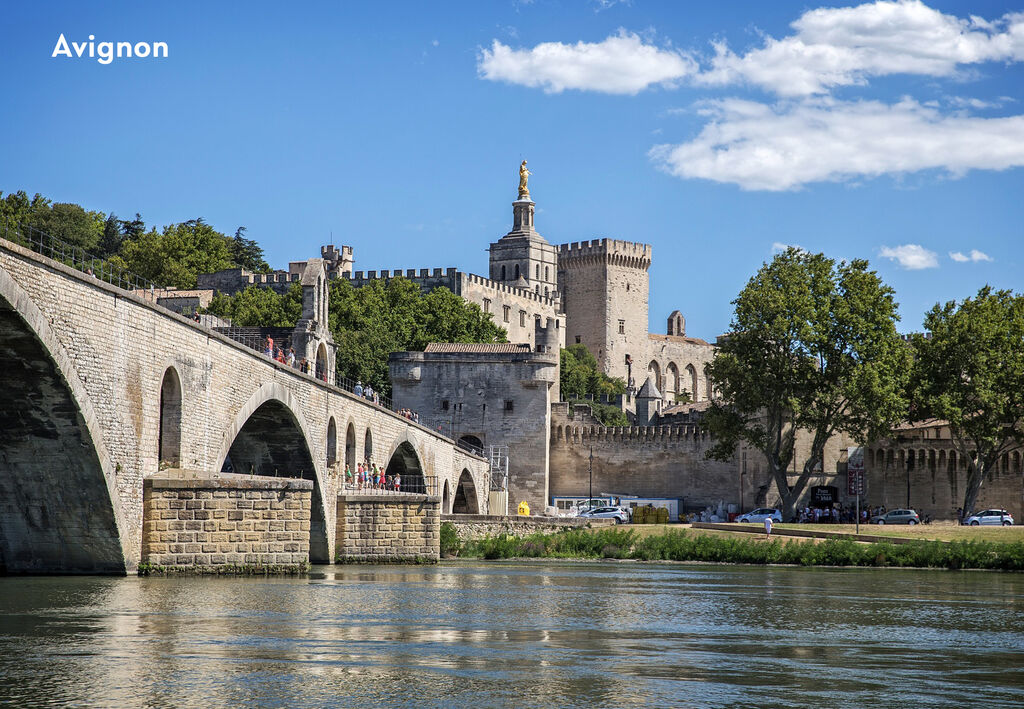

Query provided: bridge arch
[451,469,480,514]
[383,435,426,493]
[344,420,356,472]
[442,479,451,513]
[0,266,130,572]
[216,382,331,563]
[364,427,373,464]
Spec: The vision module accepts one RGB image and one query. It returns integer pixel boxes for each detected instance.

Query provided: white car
[738,508,782,524]
[964,509,1014,526]
[578,506,630,524]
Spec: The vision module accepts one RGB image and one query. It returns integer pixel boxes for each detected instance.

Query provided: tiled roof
[424,342,532,353]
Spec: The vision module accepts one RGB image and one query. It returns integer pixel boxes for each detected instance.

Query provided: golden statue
[518,160,531,199]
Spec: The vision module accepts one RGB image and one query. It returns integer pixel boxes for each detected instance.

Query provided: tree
[229,283,302,327]
[909,286,1024,517]
[560,344,629,426]
[116,219,235,288]
[704,248,909,521]
[231,226,270,272]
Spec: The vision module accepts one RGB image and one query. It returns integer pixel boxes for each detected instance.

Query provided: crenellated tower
[557,238,652,386]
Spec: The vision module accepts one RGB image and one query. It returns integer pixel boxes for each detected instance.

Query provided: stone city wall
[441,514,613,542]
[335,494,441,563]
[141,474,312,573]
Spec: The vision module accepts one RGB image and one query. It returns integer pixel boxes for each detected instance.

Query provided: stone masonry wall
[336,494,440,562]
[441,514,613,542]
[141,474,312,572]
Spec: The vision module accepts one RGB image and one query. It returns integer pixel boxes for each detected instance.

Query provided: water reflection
[0,564,1022,707]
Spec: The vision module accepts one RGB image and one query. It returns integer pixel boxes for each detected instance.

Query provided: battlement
[461,272,560,307]
[551,421,707,445]
[338,268,562,307]
[557,238,652,269]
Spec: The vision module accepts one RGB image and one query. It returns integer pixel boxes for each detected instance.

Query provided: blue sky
[1,1,1022,340]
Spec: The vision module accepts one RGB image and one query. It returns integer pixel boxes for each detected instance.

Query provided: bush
[440,522,461,557]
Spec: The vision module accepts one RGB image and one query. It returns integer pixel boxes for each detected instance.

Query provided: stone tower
[635,376,662,425]
[557,239,652,385]
[489,192,559,300]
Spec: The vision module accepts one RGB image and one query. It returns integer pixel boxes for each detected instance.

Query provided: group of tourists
[352,381,380,405]
[344,461,401,492]
[261,337,328,381]
[796,505,865,524]
[396,408,419,423]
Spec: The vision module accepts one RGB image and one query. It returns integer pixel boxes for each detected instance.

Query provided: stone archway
[315,342,328,382]
[442,480,451,514]
[647,360,662,393]
[159,367,182,467]
[0,270,129,573]
[385,440,426,493]
[685,364,698,402]
[451,469,479,514]
[364,427,373,465]
[665,362,680,400]
[216,384,330,563]
[457,434,483,453]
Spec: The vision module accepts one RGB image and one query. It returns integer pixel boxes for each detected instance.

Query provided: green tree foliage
[909,286,1024,516]
[560,344,629,426]
[228,283,302,327]
[115,219,235,288]
[231,226,270,273]
[704,248,910,522]
[328,278,505,395]
[560,344,627,398]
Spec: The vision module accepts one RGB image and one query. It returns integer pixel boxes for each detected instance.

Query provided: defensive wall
[866,436,1024,521]
[0,236,488,574]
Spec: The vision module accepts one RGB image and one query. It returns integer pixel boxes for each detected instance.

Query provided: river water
[0,562,1022,708]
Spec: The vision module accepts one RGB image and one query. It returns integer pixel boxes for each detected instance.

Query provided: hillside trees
[703,248,910,521]
[560,344,629,426]
[909,287,1024,517]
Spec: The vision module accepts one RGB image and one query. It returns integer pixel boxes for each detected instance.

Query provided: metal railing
[1,219,168,298]
[340,474,436,496]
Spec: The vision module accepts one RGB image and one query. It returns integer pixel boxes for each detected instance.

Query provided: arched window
[545,266,549,281]
[685,364,698,401]
[159,367,182,466]
[514,264,520,280]
[326,418,337,468]
[364,428,373,463]
[535,264,540,279]
[501,265,506,280]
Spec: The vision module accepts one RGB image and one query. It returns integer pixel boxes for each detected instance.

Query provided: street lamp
[588,446,594,510]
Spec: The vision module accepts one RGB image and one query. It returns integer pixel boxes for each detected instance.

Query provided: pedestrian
[764,515,773,539]
[286,348,295,367]
[394,473,401,492]
[354,380,363,397]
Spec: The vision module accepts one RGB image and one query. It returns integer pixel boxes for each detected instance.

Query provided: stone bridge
[0,237,489,573]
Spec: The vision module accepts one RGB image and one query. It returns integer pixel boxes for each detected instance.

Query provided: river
[0,562,1022,708]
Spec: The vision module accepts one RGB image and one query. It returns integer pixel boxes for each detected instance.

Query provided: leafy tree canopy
[560,344,627,399]
[910,286,1024,515]
[114,219,235,289]
[704,248,910,521]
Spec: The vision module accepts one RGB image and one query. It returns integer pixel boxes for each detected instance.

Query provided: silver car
[737,508,782,524]
[964,509,1014,526]
[578,506,630,524]
[871,509,921,525]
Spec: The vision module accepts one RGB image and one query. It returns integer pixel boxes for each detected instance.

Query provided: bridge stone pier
[0,238,488,574]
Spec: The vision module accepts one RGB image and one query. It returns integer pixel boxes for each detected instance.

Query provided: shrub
[439,522,461,557]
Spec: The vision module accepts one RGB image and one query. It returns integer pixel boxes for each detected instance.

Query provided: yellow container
[517,501,530,516]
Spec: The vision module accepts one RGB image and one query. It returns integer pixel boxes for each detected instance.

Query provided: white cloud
[949,249,993,262]
[771,241,804,253]
[648,97,1024,191]
[879,244,939,269]
[695,0,1024,96]
[477,31,695,95]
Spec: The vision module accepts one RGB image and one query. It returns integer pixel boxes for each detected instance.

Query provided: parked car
[871,509,921,525]
[578,506,630,524]
[964,509,1014,526]
[737,508,782,524]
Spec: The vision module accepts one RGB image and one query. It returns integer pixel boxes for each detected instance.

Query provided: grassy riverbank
[441,524,1024,571]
